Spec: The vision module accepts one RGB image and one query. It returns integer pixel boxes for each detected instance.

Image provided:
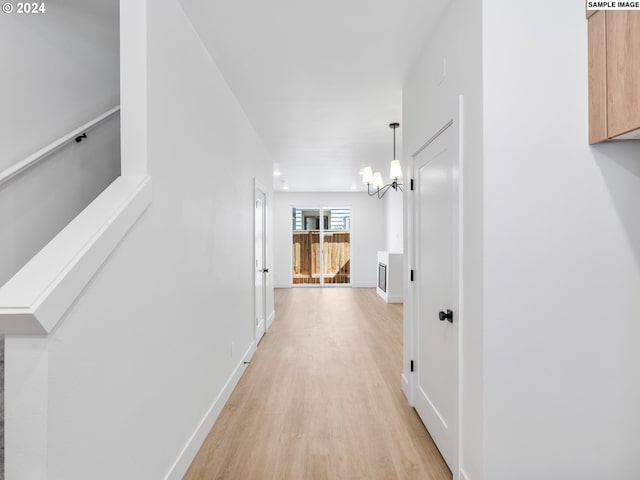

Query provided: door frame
[406,96,465,478]
[289,204,352,287]
[254,179,268,345]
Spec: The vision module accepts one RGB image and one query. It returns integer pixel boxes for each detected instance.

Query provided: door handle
[262,268,269,273]
[438,309,453,323]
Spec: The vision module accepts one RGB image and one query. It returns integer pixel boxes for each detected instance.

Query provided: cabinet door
[607,11,640,138]
[589,10,607,144]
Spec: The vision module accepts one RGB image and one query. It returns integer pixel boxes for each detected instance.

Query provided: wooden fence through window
[292,231,350,284]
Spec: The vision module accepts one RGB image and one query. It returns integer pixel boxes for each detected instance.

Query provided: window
[291,207,350,285]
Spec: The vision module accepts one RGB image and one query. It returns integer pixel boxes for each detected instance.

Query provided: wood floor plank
[184,288,451,480]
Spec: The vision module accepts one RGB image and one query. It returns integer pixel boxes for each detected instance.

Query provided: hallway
[185,288,451,479]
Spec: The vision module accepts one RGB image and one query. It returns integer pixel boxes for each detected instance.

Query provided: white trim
[402,149,415,406]
[457,94,466,480]
[412,119,454,158]
[163,341,255,480]
[401,373,411,402]
[274,283,292,289]
[267,310,276,330]
[419,386,449,429]
[0,176,152,334]
[0,107,120,187]
[385,296,404,304]
[460,468,470,480]
[287,204,294,286]
[254,180,267,345]
[120,0,147,177]
[255,179,267,197]
[351,283,376,288]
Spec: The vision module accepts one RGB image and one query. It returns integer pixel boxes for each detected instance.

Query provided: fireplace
[378,263,387,292]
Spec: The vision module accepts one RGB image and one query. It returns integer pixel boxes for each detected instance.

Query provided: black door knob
[263,268,269,273]
[438,309,453,323]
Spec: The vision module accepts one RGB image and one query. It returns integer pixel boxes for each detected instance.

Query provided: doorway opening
[291,207,351,286]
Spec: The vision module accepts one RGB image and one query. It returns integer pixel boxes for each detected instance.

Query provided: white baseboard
[386,296,404,304]
[401,373,411,404]
[163,341,256,480]
[460,468,470,480]
[267,310,275,330]
[352,283,376,288]
[274,283,291,289]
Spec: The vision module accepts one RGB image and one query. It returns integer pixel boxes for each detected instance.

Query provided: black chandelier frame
[366,122,403,199]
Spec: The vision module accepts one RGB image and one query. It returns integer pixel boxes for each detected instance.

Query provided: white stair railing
[0,106,120,187]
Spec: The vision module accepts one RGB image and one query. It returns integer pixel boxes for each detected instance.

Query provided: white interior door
[255,189,267,343]
[413,122,459,472]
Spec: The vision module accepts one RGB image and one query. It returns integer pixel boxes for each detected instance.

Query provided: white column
[120,0,148,177]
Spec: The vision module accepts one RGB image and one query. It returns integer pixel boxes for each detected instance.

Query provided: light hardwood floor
[184,288,451,480]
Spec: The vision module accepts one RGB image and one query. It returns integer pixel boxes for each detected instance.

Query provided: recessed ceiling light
[273,171,281,176]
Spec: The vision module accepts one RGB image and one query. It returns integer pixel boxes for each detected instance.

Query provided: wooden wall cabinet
[588,9,640,144]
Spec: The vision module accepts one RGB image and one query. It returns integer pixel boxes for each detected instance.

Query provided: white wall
[0,1,120,171]
[385,188,403,253]
[273,192,386,288]
[482,2,640,479]
[403,0,484,478]
[16,0,274,478]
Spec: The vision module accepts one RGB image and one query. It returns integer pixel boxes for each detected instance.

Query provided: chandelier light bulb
[362,166,374,185]
[389,159,402,181]
[373,172,384,189]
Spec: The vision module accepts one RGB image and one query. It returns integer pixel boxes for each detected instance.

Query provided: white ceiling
[178,0,450,192]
